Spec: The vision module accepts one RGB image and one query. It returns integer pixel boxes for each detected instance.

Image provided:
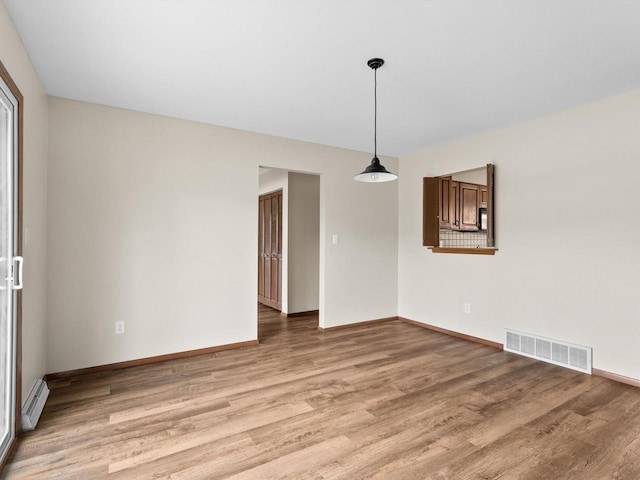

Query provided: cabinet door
[479,186,488,208]
[423,177,439,247]
[450,181,460,230]
[460,183,480,231]
[438,176,452,229]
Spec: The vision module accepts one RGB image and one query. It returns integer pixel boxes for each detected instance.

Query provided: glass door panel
[0,77,16,465]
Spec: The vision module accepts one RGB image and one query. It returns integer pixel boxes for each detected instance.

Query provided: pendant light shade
[354,58,397,183]
[353,157,397,182]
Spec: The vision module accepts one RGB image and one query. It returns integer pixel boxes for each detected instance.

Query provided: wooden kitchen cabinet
[479,186,488,208]
[459,183,480,231]
[422,164,496,252]
[439,180,484,231]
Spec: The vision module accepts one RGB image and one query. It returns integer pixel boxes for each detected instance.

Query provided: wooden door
[438,176,452,229]
[258,190,282,310]
[422,177,439,247]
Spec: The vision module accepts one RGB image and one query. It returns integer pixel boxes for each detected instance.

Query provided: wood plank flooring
[4,305,640,479]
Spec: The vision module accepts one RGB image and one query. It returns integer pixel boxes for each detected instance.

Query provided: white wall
[398,87,640,380]
[288,172,320,314]
[47,98,398,373]
[258,168,288,195]
[0,3,49,403]
[451,167,486,185]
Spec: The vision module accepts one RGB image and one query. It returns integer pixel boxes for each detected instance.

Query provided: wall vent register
[504,329,592,374]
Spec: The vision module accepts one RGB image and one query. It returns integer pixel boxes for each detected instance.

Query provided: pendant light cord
[374,66,377,158]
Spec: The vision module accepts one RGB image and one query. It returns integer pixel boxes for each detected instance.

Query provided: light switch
[332,234,339,245]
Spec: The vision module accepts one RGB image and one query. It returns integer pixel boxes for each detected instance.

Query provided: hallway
[257,303,319,344]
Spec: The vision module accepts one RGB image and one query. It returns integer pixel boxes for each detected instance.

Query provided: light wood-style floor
[4,305,640,479]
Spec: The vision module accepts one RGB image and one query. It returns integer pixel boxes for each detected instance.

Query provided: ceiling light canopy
[354,58,397,183]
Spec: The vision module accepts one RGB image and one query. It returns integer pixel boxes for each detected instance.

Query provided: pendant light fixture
[354,58,397,183]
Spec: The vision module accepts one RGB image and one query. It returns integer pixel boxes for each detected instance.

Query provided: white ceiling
[5,0,640,157]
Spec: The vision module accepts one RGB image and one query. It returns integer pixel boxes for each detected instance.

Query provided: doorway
[0,62,23,469]
[257,168,320,336]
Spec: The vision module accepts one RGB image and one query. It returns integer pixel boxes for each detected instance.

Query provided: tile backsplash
[439,229,487,248]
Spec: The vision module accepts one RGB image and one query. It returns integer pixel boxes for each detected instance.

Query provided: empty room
[1,0,640,478]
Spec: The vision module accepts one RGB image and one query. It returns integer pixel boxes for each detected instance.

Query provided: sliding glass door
[0,70,20,467]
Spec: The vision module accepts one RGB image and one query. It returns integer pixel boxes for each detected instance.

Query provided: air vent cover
[504,329,592,374]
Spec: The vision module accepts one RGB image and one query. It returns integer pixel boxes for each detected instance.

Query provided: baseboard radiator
[22,378,50,431]
[504,329,592,374]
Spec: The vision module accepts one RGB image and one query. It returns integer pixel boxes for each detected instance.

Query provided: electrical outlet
[464,303,471,314]
[115,321,125,335]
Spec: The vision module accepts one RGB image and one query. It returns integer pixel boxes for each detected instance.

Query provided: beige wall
[398,87,640,379]
[288,172,320,314]
[451,167,486,185]
[47,98,398,373]
[258,168,288,195]
[0,3,49,403]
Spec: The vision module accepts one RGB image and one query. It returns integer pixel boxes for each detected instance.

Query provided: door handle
[1,256,22,290]
[12,256,23,290]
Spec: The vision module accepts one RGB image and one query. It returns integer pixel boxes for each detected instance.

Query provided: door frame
[257,167,321,328]
[0,59,23,472]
